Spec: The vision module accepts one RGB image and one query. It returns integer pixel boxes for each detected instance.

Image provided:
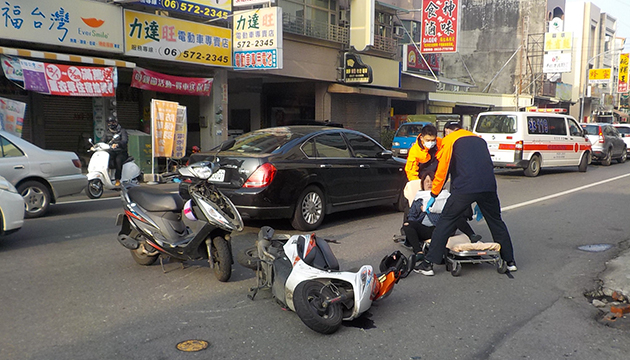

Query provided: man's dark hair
[421,124,438,137]
[444,121,462,131]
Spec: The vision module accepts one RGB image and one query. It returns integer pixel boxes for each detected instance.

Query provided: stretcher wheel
[497,259,508,274]
[445,260,452,272]
[451,262,462,277]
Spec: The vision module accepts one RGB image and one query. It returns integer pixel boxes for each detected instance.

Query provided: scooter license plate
[209,169,225,182]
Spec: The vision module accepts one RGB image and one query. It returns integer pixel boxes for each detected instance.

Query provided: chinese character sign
[173,106,187,159]
[0,0,123,53]
[420,0,459,53]
[403,45,440,72]
[543,32,572,51]
[152,99,179,157]
[0,96,26,137]
[233,7,283,69]
[133,0,230,21]
[618,53,629,93]
[19,59,115,97]
[131,68,213,96]
[589,68,612,84]
[543,53,572,73]
[124,10,231,67]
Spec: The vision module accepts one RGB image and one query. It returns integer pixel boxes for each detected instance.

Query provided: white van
[472,111,592,177]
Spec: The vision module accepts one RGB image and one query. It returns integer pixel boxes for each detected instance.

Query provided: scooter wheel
[211,236,232,282]
[236,246,259,270]
[293,280,343,334]
[86,179,104,199]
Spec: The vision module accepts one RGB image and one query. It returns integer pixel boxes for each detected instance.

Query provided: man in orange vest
[414,121,516,275]
[405,124,441,183]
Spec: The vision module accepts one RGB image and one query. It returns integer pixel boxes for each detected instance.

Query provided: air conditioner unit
[394,26,404,37]
[339,11,349,26]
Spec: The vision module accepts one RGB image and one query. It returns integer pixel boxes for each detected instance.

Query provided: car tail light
[243,163,276,188]
[515,141,523,150]
[598,126,605,143]
[72,159,82,168]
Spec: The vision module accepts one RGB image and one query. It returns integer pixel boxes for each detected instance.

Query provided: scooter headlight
[198,199,232,228]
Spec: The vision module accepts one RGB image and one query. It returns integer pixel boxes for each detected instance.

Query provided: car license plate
[400,148,408,154]
[488,144,499,149]
[209,169,225,182]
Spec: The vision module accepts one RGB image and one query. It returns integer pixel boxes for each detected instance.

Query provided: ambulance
[472,109,592,177]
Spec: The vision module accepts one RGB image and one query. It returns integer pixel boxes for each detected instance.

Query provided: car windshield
[475,115,517,134]
[395,124,423,137]
[228,128,301,154]
[581,125,599,135]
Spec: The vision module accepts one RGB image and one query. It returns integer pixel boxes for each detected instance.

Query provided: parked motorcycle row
[112,140,409,334]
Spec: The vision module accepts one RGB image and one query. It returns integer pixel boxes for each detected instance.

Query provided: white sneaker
[507,261,517,272]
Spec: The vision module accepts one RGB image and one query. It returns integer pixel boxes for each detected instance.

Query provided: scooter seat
[124,156,135,164]
[296,235,340,271]
[127,186,184,212]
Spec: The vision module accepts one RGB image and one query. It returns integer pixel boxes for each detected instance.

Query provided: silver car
[0,130,87,218]
[613,124,630,153]
[580,123,627,166]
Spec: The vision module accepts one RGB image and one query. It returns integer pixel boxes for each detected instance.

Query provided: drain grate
[577,244,613,252]
[176,340,209,352]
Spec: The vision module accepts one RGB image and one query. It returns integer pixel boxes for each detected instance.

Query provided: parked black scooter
[115,140,243,282]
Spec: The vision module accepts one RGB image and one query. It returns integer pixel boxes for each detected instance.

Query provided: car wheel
[291,185,325,231]
[578,152,590,172]
[601,148,612,166]
[18,181,51,218]
[524,155,541,177]
[617,147,627,163]
[394,188,406,212]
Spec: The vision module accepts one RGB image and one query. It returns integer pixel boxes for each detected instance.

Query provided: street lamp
[579,48,623,122]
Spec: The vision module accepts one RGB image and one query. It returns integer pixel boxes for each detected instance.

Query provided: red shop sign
[131,68,213,96]
[420,0,459,54]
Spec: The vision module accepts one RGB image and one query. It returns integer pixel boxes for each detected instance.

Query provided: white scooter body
[282,234,376,321]
[86,142,141,189]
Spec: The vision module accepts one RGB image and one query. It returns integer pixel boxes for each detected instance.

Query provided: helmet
[192,146,200,153]
[107,117,119,132]
[183,199,197,221]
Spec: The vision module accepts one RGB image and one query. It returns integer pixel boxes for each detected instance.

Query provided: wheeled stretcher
[424,234,507,277]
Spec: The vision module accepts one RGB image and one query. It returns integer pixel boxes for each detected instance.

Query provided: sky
[566,0,630,51]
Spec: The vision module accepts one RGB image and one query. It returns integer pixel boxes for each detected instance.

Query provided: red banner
[131,68,213,96]
[20,59,115,97]
[405,45,440,72]
[420,0,459,54]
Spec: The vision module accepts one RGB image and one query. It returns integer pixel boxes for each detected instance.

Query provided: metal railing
[282,13,349,44]
[373,34,398,53]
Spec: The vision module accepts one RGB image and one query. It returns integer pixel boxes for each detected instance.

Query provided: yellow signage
[618,53,629,93]
[544,32,572,51]
[589,68,612,84]
[152,100,179,157]
[124,10,231,67]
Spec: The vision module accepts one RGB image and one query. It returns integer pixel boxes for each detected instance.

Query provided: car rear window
[615,126,630,135]
[229,129,301,154]
[581,125,600,135]
[475,115,517,134]
[395,124,423,137]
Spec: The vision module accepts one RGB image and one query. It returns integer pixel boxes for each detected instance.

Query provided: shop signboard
[0,96,26,137]
[1,56,23,81]
[233,7,283,69]
[173,106,187,159]
[0,0,123,53]
[543,32,572,51]
[403,45,440,72]
[341,53,372,84]
[19,59,116,97]
[131,68,213,96]
[420,0,459,53]
[131,0,231,21]
[543,53,571,73]
[234,0,275,6]
[618,53,629,93]
[124,10,232,67]
[589,68,612,84]
[151,99,178,158]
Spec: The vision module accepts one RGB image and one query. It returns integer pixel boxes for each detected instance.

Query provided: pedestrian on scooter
[414,121,516,276]
[103,117,128,187]
[405,124,441,181]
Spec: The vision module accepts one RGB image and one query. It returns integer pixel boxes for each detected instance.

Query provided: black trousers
[403,216,475,254]
[425,192,515,264]
[110,151,128,181]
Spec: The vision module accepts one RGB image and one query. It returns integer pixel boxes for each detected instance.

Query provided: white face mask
[423,141,436,149]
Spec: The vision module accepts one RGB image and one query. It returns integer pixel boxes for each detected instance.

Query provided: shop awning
[0,46,135,68]
[328,83,407,99]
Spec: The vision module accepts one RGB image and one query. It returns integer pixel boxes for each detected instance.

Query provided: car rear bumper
[492,160,529,169]
[235,204,293,220]
[49,174,88,199]
[0,190,24,234]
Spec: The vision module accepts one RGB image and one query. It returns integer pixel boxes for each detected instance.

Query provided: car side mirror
[377,150,393,160]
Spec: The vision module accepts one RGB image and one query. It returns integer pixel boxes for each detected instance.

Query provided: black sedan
[183,126,407,230]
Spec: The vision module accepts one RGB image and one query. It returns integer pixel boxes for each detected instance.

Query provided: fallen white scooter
[240,226,409,334]
[85,135,141,199]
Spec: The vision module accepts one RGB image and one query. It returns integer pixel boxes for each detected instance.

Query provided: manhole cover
[578,244,613,252]
[176,340,209,352]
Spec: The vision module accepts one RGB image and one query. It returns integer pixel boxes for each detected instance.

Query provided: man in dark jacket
[103,117,128,187]
[414,122,516,275]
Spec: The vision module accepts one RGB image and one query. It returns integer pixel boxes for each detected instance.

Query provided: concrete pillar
[315,82,332,121]
[200,69,229,149]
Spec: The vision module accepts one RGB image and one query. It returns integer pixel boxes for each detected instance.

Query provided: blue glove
[425,196,436,214]
[473,204,483,221]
